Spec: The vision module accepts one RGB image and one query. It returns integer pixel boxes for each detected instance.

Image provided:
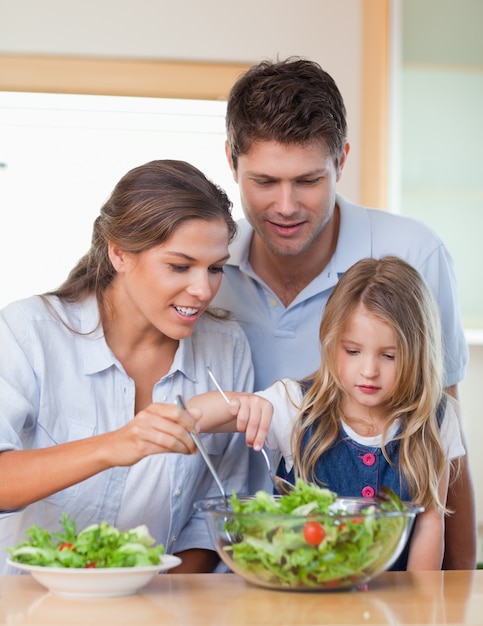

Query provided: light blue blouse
[0,294,253,574]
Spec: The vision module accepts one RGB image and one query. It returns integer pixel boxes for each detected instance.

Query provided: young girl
[0,159,254,574]
[191,256,465,571]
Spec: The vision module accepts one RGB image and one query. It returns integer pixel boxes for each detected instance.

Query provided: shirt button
[361,486,375,498]
[362,453,375,466]
[171,536,177,543]
[174,488,181,497]
[159,394,167,402]
[269,297,278,308]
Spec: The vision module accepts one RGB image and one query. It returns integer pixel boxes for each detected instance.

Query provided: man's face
[228,140,348,257]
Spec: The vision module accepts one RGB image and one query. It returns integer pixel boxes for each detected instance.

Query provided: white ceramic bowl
[6,554,181,598]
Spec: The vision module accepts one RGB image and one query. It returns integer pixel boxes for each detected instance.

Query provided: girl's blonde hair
[292,256,450,512]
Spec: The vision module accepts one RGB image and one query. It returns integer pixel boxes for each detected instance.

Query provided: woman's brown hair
[47,159,236,303]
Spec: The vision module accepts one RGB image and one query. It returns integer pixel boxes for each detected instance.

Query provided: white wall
[0,0,363,202]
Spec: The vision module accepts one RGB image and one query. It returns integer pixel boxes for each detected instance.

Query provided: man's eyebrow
[246,168,327,179]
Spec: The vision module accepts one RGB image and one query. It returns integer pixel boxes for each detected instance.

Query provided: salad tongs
[175,394,228,509]
[206,367,294,496]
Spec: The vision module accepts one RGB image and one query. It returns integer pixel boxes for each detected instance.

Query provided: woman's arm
[406,464,450,571]
[0,402,199,510]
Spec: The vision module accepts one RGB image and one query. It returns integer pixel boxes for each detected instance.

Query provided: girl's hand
[227,393,273,451]
[107,402,200,465]
[188,391,273,450]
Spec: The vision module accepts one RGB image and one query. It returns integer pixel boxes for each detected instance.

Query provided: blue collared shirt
[0,294,253,574]
[213,194,468,391]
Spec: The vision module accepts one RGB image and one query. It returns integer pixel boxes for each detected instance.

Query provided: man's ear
[336,142,350,181]
[225,141,238,182]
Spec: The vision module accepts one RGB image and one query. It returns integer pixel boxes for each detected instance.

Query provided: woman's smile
[107,218,230,343]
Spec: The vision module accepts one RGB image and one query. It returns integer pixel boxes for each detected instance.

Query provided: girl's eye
[345,349,359,355]
[383,353,396,360]
[209,266,225,274]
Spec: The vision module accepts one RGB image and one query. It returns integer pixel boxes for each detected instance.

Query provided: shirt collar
[333,194,372,274]
[228,194,372,276]
[227,218,253,270]
[78,295,117,375]
[79,294,198,383]
[169,331,197,383]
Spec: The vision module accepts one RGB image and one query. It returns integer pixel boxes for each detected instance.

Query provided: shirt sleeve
[0,306,39,452]
[440,395,466,460]
[415,244,469,388]
[256,378,302,472]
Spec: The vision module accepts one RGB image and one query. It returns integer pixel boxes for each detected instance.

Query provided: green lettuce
[224,480,408,588]
[8,514,165,568]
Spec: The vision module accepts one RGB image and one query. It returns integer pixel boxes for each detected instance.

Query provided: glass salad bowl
[195,482,423,591]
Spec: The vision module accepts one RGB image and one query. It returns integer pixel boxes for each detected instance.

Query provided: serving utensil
[175,394,228,508]
[258,447,294,496]
[206,367,294,496]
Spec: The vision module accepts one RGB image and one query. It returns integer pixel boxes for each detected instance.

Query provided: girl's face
[109,218,230,341]
[336,303,398,419]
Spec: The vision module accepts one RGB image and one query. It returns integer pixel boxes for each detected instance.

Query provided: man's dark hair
[226,57,347,169]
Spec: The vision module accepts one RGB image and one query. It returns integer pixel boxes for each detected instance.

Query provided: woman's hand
[0,403,200,510]
[105,402,201,466]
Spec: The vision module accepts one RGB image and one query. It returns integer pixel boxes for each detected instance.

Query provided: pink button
[361,486,375,498]
[362,453,375,466]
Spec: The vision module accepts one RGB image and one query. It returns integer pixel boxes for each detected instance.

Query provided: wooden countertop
[0,570,481,625]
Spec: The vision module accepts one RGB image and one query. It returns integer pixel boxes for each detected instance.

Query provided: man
[213,57,476,569]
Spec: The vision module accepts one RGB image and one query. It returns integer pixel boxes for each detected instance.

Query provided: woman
[0,160,253,574]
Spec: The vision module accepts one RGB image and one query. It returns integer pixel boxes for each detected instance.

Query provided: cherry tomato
[85,562,97,568]
[303,521,326,546]
[58,542,74,551]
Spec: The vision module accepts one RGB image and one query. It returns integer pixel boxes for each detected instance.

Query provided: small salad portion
[224,481,408,589]
[8,514,165,568]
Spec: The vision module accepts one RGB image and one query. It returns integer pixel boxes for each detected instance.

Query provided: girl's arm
[406,464,450,570]
[187,391,273,451]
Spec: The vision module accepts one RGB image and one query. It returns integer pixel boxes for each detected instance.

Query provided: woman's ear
[107,242,130,272]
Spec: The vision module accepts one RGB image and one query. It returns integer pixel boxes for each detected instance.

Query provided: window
[0,91,241,308]
[399,0,483,331]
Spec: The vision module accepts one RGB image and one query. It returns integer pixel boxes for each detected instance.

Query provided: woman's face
[110,218,230,340]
